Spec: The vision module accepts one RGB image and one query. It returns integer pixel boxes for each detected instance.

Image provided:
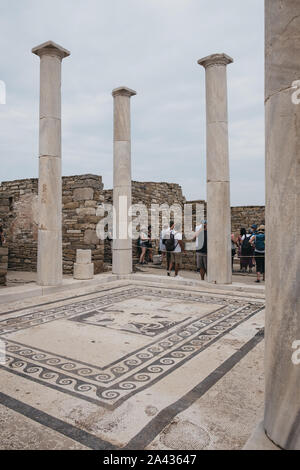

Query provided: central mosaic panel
[68,295,217,337]
[0,285,264,409]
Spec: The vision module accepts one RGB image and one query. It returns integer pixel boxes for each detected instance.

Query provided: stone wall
[0,247,8,285]
[0,180,38,272]
[0,175,105,275]
[62,175,105,274]
[231,206,265,234]
[0,195,9,284]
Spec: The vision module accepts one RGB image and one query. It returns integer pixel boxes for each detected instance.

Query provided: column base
[243,421,281,450]
[112,249,132,275]
[37,229,62,286]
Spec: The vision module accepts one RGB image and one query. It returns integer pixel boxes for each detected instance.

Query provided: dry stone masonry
[0,247,8,286]
[62,174,104,275]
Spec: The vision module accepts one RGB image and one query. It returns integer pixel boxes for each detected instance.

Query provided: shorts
[255,252,265,274]
[196,252,207,271]
[170,252,182,267]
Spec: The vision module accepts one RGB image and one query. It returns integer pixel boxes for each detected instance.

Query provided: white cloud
[0,0,265,205]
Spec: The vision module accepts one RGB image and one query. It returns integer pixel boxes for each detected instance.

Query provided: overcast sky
[0,0,265,206]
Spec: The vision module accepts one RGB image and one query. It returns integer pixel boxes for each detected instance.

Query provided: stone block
[76,207,96,216]
[84,229,99,245]
[85,200,97,208]
[76,249,92,264]
[64,202,79,210]
[73,188,94,201]
[74,262,94,280]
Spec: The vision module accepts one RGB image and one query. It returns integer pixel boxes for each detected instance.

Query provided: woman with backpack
[239,228,253,273]
[251,225,265,283]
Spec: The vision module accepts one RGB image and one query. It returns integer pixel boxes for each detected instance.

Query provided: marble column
[264,0,300,450]
[198,54,233,284]
[32,41,70,286]
[112,87,136,275]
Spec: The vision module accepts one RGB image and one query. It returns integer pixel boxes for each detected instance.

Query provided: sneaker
[255,279,260,283]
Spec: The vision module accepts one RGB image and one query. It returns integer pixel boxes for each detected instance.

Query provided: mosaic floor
[0,280,265,449]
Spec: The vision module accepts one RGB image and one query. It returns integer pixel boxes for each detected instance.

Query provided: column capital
[32,40,70,59]
[112,86,137,98]
[198,53,233,69]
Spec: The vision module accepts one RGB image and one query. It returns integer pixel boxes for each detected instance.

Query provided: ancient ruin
[0,0,299,453]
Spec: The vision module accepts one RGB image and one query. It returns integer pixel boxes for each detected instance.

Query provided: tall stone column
[264,0,300,450]
[32,41,70,286]
[112,87,136,275]
[198,54,233,284]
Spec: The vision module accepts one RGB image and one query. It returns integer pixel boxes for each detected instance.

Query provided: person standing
[239,227,253,272]
[163,221,174,275]
[139,226,149,265]
[249,224,258,271]
[165,222,184,278]
[159,223,169,260]
[251,225,265,283]
[231,233,239,271]
[193,221,207,280]
[146,225,153,263]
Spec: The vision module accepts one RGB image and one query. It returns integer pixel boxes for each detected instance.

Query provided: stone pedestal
[264,0,300,450]
[198,54,233,284]
[112,87,136,275]
[74,249,94,280]
[32,41,70,287]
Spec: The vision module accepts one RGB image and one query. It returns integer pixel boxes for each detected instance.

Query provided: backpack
[241,235,252,255]
[255,233,265,252]
[163,231,176,252]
